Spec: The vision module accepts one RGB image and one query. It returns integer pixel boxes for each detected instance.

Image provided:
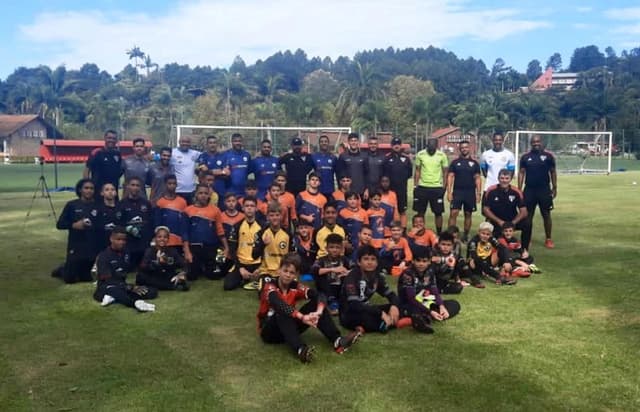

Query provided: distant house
[431,126,477,158]
[0,115,64,160]
[530,68,578,91]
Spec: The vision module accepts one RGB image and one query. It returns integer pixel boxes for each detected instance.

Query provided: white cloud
[572,23,594,30]
[613,24,640,36]
[577,6,593,13]
[19,0,550,74]
[605,7,640,20]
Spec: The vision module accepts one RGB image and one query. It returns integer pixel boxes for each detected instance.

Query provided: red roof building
[39,139,152,163]
[430,126,478,158]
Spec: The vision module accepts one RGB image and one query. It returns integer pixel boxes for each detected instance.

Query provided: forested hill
[1,44,639,149]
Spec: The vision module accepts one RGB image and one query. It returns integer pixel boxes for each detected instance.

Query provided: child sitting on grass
[136,226,189,291]
[257,253,361,363]
[94,226,157,312]
[380,221,413,277]
[429,232,466,293]
[467,222,516,285]
[397,248,461,333]
[407,214,438,256]
[311,233,351,315]
[498,221,541,277]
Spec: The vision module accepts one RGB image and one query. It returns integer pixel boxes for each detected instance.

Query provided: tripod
[24,160,57,226]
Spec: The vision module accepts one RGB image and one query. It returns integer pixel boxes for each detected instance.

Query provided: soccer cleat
[328,299,339,316]
[100,295,115,306]
[511,267,531,278]
[411,313,434,334]
[528,264,542,274]
[497,276,517,286]
[297,345,316,363]
[175,280,190,291]
[470,276,486,289]
[51,265,64,278]
[334,330,362,354]
[243,280,260,291]
[134,300,156,312]
[544,239,555,249]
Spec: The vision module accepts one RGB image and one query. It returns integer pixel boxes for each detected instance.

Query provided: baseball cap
[291,137,303,146]
[391,137,402,145]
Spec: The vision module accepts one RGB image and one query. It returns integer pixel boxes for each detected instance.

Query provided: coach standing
[171,136,201,204]
[197,135,229,205]
[224,133,252,197]
[363,135,385,202]
[251,139,280,199]
[278,137,314,197]
[518,135,557,249]
[336,133,368,195]
[483,169,531,251]
[148,146,175,204]
[447,140,482,241]
[413,138,448,234]
[122,137,151,198]
[382,137,412,227]
[84,129,123,196]
[311,135,338,198]
[480,132,515,191]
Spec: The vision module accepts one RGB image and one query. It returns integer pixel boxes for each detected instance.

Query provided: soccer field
[1,167,639,411]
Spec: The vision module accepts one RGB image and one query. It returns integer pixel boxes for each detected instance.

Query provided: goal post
[173,125,352,155]
[505,130,613,175]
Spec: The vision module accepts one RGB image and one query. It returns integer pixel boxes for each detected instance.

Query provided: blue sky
[2,0,640,79]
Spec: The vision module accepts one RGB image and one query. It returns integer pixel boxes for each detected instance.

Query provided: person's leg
[441,282,463,294]
[274,313,307,353]
[260,316,286,344]
[299,301,341,344]
[136,272,176,290]
[314,274,331,297]
[516,219,533,251]
[188,245,204,281]
[103,284,136,307]
[223,266,245,290]
[539,188,554,242]
[448,208,460,228]
[203,246,220,280]
[412,186,427,222]
[430,188,446,234]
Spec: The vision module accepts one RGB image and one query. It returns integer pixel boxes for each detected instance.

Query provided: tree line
[1,44,639,152]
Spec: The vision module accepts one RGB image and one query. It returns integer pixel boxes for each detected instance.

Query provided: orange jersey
[296,190,327,230]
[154,196,188,246]
[366,207,387,248]
[338,207,369,249]
[380,190,400,234]
[407,227,438,248]
[381,237,413,276]
[184,204,225,246]
[266,191,297,228]
[220,210,245,241]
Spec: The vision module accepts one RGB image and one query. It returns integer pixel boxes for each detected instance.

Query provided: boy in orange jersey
[365,191,387,249]
[338,192,369,254]
[154,174,188,254]
[348,224,373,267]
[183,184,229,280]
[407,214,438,256]
[379,176,400,230]
[269,173,297,231]
[296,173,327,230]
[331,175,352,212]
[199,170,219,207]
[380,221,413,276]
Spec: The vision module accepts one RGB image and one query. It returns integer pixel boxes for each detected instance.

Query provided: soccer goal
[504,130,613,175]
[173,125,352,155]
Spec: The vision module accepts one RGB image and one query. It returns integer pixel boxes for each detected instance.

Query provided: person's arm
[550,168,558,198]
[446,171,455,202]
[479,152,488,177]
[441,155,449,187]
[400,274,430,315]
[512,206,528,225]
[402,239,413,264]
[518,156,526,189]
[482,205,504,227]
[251,228,267,260]
[475,172,482,203]
[414,161,421,187]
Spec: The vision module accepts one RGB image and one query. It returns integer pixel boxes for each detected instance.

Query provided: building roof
[0,114,40,137]
[431,126,460,138]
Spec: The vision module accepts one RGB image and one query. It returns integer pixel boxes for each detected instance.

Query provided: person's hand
[72,219,87,230]
[388,305,400,324]
[156,250,167,264]
[302,313,318,328]
[198,164,208,172]
[223,248,230,260]
[132,285,148,295]
[430,309,444,321]
[223,166,230,176]
[521,250,529,259]
[439,305,450,320]
[445,255,456,268]
[239,267,251,280]
[381,311,393,327]
[262,231,273,246]
[476,192,481,203]
[447,192,453,202]
[552,187,557,198]
[363,189,369,201]
[184,250,193,264]
[503,262,512,272]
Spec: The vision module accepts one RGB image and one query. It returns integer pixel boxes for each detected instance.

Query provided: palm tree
[126,45,146,82]
[336,60,384,124]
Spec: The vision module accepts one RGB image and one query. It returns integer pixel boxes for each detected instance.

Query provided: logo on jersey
[509,195,516,202]
[401,157,406,162]
[272,163,277,168]
[243,156,248,162]
[540,155,547,161]
[301,156,307,162]
[358,280,367,300]
[328,159,332,164]
[216,160,222,166]
[278,241,287,250]
[468,161,474,167]
[91,209,97,217]
[141,205,148,212]
[456,162,461,166]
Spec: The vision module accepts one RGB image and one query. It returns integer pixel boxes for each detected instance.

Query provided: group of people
[53,129,557,362]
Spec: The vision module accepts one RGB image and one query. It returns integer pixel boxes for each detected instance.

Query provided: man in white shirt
[480,132,515,191]
[170,136,201,204]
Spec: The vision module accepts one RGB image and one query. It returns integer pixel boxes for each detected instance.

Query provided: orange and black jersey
[154,196,188,247]
[253,227,290,276]
[220,210,245,243]
[265,192,297,229]
[379,190,400,233]
[331,189,347,212]
[257,279,323,331]
[407,227,438,251]
[183,204,225,247]
[366,207,387,248]
[292,232,316,273]
[229,218,263,265]
[296,190,327,230]
[338,207,369,250]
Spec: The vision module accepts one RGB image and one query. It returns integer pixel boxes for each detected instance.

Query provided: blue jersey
[250,155,279,199]
[197,151,228,198]
[224,149,251,196]
[311,152,338,195]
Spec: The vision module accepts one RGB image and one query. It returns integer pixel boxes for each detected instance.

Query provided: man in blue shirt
[224,133,252,196]
[250,139,279,199]
[197,135,229,206]
[311,135,338,198]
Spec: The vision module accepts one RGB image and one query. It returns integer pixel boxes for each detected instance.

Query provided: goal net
[504,130,613,175]
[173,125,352,155]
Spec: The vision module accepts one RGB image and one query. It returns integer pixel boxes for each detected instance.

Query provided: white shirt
[480,148,515,190]
[170,148,201,193]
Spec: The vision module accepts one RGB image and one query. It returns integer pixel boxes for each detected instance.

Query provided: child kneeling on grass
[94,226,157,312]
[498,222,541,277]
[339,245,401,333]
[136,226,189,291]
[467,222,516,285]
[397,248,461,333]
[257,253,361,363]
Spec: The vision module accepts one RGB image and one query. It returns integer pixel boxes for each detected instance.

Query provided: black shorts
[450,189,477,213]
[396,188,408,213]
[524,187,553,212]
[413,186,445,216]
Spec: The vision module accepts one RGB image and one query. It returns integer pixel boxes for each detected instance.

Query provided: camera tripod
[24,160,57,227]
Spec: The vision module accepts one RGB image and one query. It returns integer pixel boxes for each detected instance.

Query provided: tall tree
[569,45,605,72]
[526,60,543,81]
[546,53,562,71]
[126,45,146,82]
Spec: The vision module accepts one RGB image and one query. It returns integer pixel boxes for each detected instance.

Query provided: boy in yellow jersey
[223,197,263,291]
[253,202,290,286]
[313,202,347,259]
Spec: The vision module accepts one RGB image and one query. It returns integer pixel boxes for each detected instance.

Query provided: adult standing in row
[382,137,412,227]
[278,137,314,197]
[518,135,557,249]
[225,133,252,197]
[311,135,338,199]
[252,139,279,199]
[413,138,448,234]
[364,135,385,203]
[84,130,123,198]
[336,133,367,195]
[171,136,200,204]
[447,140,482,241]
[197,135,228,206]
[122,137,151,199]
[148,146,175,204]
[481,132,515,191]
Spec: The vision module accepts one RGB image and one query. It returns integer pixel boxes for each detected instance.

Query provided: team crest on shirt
[468,161,474,167]
[216,160,222,166]
[328,159,332,164]
[141,205,148,212]
[540,155,547,161]
[114,155,119,162]
[243,156,248,162]
[272,163,277,168]
[278,241,287,250]
[91,209,97,217]
[457,162,461,166]
[509,195,516,202]
[401,157,406,162]
[301,156,307,162]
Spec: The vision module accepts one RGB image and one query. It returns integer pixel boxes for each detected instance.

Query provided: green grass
[1,168,640,411]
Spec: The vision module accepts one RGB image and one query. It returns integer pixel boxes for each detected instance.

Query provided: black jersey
[519,150,556,189]
[448,156,481,191]
[86,148,123,190]
[139,246,185,279]
[364,151,386,192]
[337,150,368,194]
[482,185,526,222]
[382,152,412,192]
[311,255,352,286]
[397,266,443,314]
[96,247,131,286]
[117,197,153,252]
[56,199,101,258]
[97,203,119,251]
[339,267,399,316]
[278,152,314,195]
